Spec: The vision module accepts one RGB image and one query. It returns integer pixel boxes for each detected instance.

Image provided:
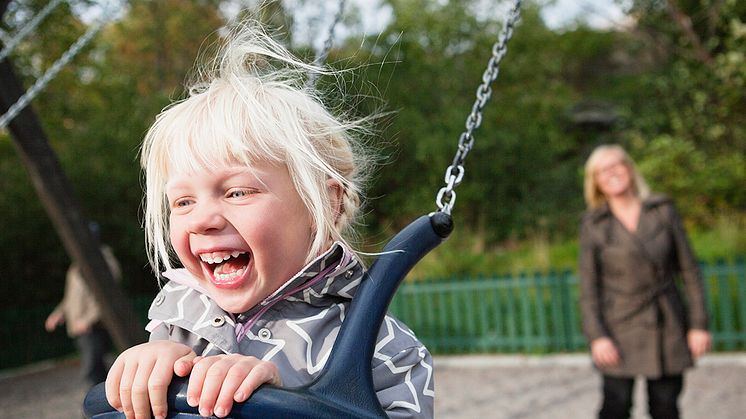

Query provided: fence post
[736,256,746,348]
[560,269,578,350]
[518,271,532,352]
[533,271,549,353]
[715,258,736,350]
[476,273,490,353]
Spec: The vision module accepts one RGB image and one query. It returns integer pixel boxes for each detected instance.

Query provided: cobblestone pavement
[1,354,744,418]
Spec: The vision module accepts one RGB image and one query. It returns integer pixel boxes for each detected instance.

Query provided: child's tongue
[213,254,250,276]
[214,259,246,275]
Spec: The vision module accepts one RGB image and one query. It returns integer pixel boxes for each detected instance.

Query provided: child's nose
[188,201,227,233]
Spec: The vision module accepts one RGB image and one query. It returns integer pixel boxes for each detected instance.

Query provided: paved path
[435,354,746,418]
[1,354,744,418]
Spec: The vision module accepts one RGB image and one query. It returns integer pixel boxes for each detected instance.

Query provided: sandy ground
[1,354,744,418]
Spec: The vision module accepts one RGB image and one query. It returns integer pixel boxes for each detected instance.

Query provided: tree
[618,0,745,221]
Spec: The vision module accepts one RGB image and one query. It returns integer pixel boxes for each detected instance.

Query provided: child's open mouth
[200,250,251,288]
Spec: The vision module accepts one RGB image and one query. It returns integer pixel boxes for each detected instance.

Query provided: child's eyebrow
[164,178,190,192]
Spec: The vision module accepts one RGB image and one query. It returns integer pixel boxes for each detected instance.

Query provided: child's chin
[217,298,255,314]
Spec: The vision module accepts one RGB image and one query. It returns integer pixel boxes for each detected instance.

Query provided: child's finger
[118,359,140,418]
[186,356,217,408]
[105,358,125,410]
[213,362,256,417]
[131,359,156,419]
[149,357,177,419]
[233,361,281,403]
[174,352,198,377]
[196,358,234,417]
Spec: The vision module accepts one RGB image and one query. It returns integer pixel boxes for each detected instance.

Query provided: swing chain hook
[435,0,522,214]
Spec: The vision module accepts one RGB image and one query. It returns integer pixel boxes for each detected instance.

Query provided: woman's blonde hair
[141,20,372,274]
[583,144,650,209]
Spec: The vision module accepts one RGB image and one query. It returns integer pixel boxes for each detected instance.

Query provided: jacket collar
[161,242,365,318]
[588,194,669,223]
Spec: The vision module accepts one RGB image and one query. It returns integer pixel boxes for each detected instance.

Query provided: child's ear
[326,178,344,224]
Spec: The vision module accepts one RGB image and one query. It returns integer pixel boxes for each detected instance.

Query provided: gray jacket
[146,243,434,418]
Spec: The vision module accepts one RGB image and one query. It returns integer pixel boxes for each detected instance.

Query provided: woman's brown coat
[579,195,709,378]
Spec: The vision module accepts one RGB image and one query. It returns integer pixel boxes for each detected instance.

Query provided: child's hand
[186,354,282,418]
[105,340,196,419]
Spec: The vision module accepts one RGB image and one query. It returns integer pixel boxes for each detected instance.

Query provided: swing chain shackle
[435,0,522,214]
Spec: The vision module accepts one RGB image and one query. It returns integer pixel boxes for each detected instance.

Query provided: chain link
[0,0,67,62]
[307,0,346,87]
[435,0,522,214]
[0,28,11,46]
[0,1,119,130]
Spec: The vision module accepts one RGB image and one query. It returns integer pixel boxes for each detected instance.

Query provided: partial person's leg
[76,324,109,387]
[75,331,96,386]
[599,375,634,419]
[647,375,683,419]
[88,324,111,385]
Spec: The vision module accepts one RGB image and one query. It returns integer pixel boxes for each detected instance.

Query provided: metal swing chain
[435,0,522,214]
[0,0,68,62]
[0,1,118,130]
[306,0,346,87]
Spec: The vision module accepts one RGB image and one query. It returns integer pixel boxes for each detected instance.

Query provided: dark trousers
[599,375,683,419]
[75,323,112,387]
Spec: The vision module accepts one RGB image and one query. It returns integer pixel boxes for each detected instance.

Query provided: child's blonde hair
[583,144,650,209]
[141,20,371,274]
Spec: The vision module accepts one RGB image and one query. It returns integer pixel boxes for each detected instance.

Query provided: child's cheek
[170,220,194,268]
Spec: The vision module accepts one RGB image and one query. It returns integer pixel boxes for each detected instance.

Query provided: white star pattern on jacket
[374,316,434,413]
[146,243,434,417]
[285,303,346,374]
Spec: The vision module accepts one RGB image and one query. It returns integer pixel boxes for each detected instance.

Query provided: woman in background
[579,144,711,419]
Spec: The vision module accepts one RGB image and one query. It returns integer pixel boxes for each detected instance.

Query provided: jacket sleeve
[665,201,709,330]
[578,214,608,343]
[372,345,434,418]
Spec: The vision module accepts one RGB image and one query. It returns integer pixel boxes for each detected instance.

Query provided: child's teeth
[200,251,246,264]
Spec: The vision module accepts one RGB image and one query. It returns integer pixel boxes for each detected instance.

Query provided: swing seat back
[84,213,452,418]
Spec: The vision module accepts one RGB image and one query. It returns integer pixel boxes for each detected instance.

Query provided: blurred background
[0,0,744,371]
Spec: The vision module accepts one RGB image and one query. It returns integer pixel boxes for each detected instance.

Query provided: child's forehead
[164,159,291,188]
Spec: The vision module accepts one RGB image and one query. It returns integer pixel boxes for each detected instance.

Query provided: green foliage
[1,0,743,310]
[618,0,746,221]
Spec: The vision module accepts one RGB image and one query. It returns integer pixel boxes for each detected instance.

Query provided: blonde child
[104,21,433,419]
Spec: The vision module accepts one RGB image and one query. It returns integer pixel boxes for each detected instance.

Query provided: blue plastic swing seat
[84,212,453,419]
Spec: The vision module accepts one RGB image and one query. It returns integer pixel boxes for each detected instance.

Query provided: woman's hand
[105,341,196,419]
[591,337,621,368]
[186,354,282,418]
[44,311,64,332]
[687,329,712,360]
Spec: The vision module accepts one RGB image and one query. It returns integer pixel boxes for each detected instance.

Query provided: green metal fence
[390,258,746,354]
[2,259,744,371]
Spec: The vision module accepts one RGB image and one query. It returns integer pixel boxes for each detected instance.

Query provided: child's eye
[227,189,255,199]
[172,198,193,208]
